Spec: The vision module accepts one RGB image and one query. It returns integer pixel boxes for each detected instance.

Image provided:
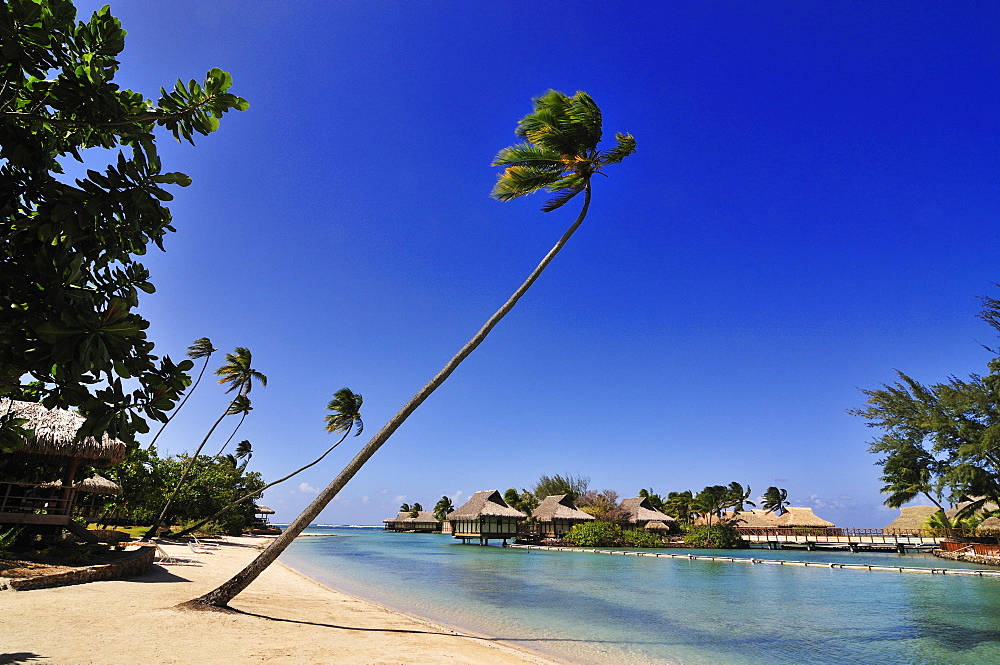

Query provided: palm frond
[598,132,636,166]
[564,91,603,150]
[187,337,217,359]
[491,142,562,167]
[490,165,563,201]
[540,186,585,213]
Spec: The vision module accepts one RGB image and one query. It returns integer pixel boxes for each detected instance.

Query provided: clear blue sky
[74,1,998,526]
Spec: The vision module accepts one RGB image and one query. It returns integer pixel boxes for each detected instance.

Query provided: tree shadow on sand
[0,653,47,664]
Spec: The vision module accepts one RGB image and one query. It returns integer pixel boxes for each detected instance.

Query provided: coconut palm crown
[324,388,364,437]
[216,347,267,395]
[491,90,635,212]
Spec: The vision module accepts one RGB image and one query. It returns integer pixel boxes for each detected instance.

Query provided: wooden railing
[0,481,76,516]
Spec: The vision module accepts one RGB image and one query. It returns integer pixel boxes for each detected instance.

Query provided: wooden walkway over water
[508,544,1000,577]
[737,528,943,553]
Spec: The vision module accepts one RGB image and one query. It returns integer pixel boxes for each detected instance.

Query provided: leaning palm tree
[147,337,217,450]
[726,482,755,514]
[174,389,363,538]
[143,347,266,540]
[234,439,253,463]
[184,90,635,609]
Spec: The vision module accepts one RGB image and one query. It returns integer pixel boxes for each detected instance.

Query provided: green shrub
[622,529,665,548]
[564,521,624,547]
[0,527,21,558]
[683,524,747,549]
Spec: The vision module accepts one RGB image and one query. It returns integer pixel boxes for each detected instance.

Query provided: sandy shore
[0,537,566,665]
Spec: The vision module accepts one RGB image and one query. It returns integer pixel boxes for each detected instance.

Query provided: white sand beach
[0,537,565,665]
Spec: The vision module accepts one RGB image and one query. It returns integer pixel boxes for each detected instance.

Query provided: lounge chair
[151,543,197,565]
[189,542,216,555]
[192,535,220,549]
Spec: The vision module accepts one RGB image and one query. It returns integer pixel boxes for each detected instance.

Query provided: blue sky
[73,1,999,526]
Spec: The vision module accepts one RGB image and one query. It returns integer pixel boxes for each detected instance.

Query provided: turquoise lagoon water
[280,527,1000,665]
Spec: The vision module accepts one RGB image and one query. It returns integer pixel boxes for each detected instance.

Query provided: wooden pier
[508,544,1000,577]
[737,528,943,554]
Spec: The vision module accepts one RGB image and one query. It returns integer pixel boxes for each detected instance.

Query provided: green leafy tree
[577,489,627,521]
[852,297,1000,526]
[0,1,246,444]
[433,496,454,522]
[622,529,665,548]
[409,502,424,518]
[692,485,730,542]
[503,488,539,514]
[533,473,590,502]
[564,521,625,547]
[663,490,695,524]
[760,486,790,516]
[187,89,634,609]
[143,347,266,539]
[148,338,217,450]
[174,388,363,538]
[683,524,747,549]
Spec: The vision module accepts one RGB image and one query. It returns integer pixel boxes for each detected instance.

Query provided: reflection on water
[280,528,1000,665]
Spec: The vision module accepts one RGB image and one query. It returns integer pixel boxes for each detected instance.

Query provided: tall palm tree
[409,502,423,518]
[174,389,363,538]
[185,90,635,609]
[760,486,790,516]
[234,439,253,463]
[398,503,411,513]
[147,337,217,450]
[143,347,267,540]
[664,490,695,524]
[434,495,454,522]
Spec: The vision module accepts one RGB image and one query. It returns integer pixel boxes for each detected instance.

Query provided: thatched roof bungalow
[708,507,835,530]
[620,497,676,530]
[883,505,941,534]
[0,399,126,531]
[383,511,409,531]
[448,490,526,545]
[776,507,834,528]
[530,494,594,538]
[399,511,441,533]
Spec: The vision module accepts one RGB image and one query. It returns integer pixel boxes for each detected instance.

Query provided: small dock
[508,544,1000,578]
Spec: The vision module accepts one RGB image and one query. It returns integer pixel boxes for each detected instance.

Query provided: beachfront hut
[619,497,676,531]
[725,509,782,528]
[0,398,125,539]
[253,504,275,527]
[976,516,1000,536]
[530,494,594,538]
[883,506,941,534]
[448,490,526,545]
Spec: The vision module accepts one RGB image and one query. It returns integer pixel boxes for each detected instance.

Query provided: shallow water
[280,528,1000,665]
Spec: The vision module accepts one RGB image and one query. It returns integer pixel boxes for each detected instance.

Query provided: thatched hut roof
[644,521,673,531]
[725,509,782,527]
[620,497,674,524]
[884,505,941,532]
[383,511,409,524]
[399,511,440,524]
[449,490,526,520]
[75,474,121,495]
[976,516,1000,532]
[531,494,594,522]
[0,398,126,466]
[776,507,834,528]
[254,504,275,515]
[946,499,999,520]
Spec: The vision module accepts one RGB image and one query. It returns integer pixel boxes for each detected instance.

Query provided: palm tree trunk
[173,427,354,538]
[142,399,236,541]
[183,189,593,609]
[147,353,212,450]
[213,411,248,459]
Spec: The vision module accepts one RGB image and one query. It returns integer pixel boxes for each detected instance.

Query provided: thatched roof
[725,509,781,527]
[383,511,409,524]
[976,516,1000,532]
[449,490,526,520]
[399,511,440,524]
[946,499,999,520]
[620,497,674,524]
[531,494,594,522]
[776,507,834,528]
[0,398,126,466]
[75,474,121,495]
[884,505,941,531]
[254,504,275,515]
[644,521,673,531]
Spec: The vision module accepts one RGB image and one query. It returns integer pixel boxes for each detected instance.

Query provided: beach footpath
[0,537,564,665]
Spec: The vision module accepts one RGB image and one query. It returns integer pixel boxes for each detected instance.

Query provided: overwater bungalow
[528,494,594,539]
[383,511,409,531]
[711,507,835,531]
[620,496,676,531]
[776,507,835,529]
[448,490,526,545]
[0,398,126,541]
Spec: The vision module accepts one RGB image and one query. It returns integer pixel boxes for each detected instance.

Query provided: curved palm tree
[186,90,635,608]
[143,347,267,540]
[147,337,217,450]
[174,389,363,538]
[213,395,253,458]
[761,486,790,516]
[434,495,454,522]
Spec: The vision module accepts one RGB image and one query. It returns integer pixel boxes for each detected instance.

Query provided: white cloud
[297,482,319,495]
[394,494,407,503]
[361,495,370,505]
